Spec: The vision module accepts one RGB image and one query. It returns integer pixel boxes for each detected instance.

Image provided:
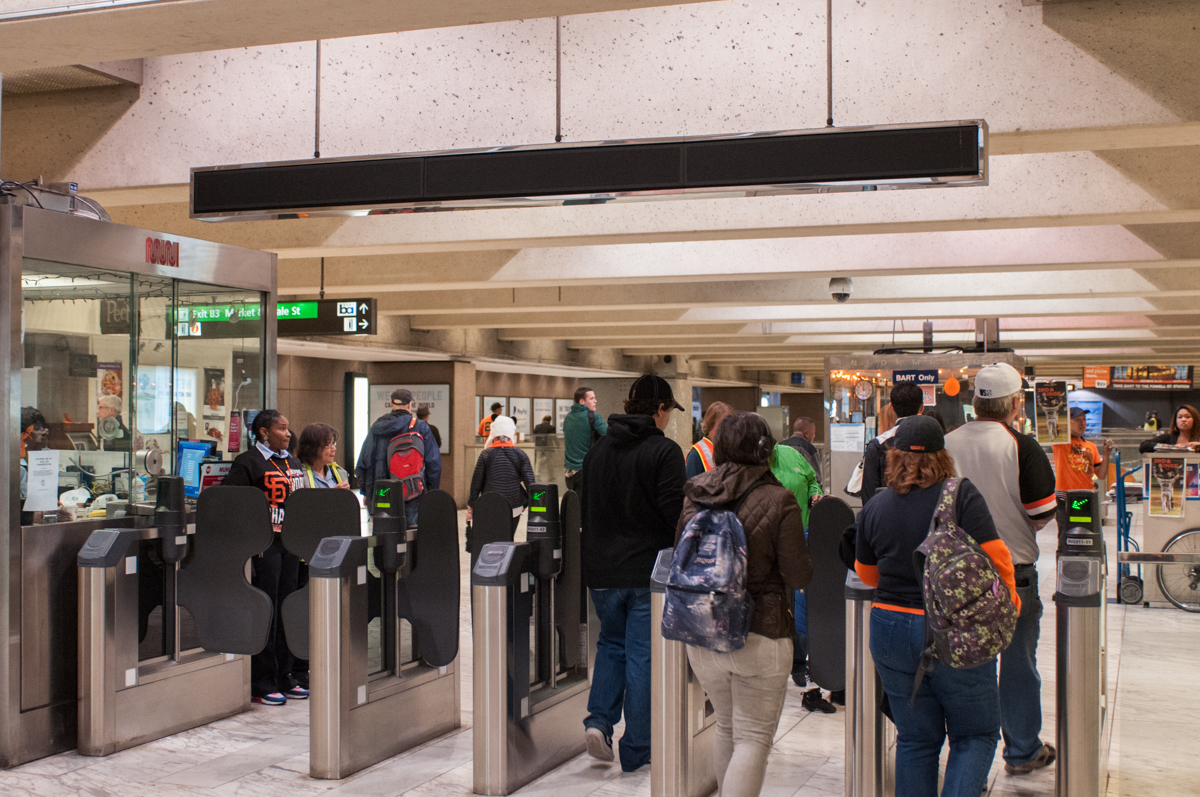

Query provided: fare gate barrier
[472,484,592,796]
[282,483,461,780]
[844,571,894,797]
[77,479,275,756]
[1054,489,1109,797]
[648,548,716,797]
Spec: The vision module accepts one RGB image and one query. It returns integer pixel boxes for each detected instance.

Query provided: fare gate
[648,548,716,797]
[282,483,462,780]
[471,485,593,796]
[77,478,274,755]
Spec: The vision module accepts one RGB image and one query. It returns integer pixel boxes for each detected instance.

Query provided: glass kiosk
[1,203,276,766]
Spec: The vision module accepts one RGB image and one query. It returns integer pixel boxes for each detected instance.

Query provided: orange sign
[1082,366,1110,389]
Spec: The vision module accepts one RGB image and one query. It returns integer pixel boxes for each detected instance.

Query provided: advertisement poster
[1110,365,1193,390]
[371,384,450,453]
[1082,366,1110,389]
[554,399,573,436]
[97,360,123,407]
[508,397,531,438]
[1187,463,1200,500]
[1034,380,1070,444]
[227,413,243,453]
[533,398,554,431]
[1149,457,1184,517]
[203,368,226,411]
[919,385,937,406]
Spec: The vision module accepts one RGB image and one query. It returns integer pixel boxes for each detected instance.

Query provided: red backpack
[386,416,426,501]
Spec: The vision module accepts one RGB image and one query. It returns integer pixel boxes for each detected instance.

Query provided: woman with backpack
[673,411,812,797]
[467,415,536,533]
[853,415,1020,797]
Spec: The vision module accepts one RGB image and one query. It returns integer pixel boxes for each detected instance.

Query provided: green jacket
[770,443,823,529]
[563,403,608,471]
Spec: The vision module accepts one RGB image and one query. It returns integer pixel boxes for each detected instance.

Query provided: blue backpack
[661,480,770,652]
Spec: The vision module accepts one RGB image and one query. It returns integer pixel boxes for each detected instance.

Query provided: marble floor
[4,507,1197,796]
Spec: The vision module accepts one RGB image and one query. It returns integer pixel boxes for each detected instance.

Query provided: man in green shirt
[564,386,607,493]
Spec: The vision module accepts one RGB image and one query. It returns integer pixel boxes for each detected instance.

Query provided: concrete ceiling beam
[0,0,724,72]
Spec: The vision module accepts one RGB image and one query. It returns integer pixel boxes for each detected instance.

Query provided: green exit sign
[277,301,319,320]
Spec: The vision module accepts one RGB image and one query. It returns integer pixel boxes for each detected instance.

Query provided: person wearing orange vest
[686,402,732,479]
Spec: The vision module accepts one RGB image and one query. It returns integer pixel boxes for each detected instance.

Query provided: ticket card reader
[472,484,593,796]
[649,548,716,797]
[287,486,461,780]
[78,479,273,756]
[1054,488,1108,797]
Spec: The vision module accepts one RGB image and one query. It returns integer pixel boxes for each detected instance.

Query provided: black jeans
[250,535,301,696]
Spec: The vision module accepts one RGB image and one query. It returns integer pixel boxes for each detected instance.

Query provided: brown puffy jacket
[675,462,813,639]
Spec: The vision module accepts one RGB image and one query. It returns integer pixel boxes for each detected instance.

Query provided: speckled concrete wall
[2,0,1180,190]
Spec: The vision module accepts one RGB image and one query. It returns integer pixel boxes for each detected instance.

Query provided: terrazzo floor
[4,507,1195,796]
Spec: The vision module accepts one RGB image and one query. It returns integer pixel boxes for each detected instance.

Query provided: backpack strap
[908,477,961,704]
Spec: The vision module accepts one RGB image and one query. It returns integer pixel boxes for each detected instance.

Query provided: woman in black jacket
[1139,405,1200,453]
[468,415,535,533]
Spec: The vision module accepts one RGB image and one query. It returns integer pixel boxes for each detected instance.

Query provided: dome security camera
[829,277,853,303]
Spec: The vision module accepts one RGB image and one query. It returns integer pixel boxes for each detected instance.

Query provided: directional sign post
[277,298,376,337]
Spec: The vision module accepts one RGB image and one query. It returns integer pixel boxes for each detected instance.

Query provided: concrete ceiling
[3,0,1200,385]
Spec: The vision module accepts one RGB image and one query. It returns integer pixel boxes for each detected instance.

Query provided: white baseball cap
[973,363,1023,398]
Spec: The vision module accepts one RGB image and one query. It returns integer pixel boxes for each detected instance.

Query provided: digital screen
[177,440,216,498]
[1068,494,1093,525]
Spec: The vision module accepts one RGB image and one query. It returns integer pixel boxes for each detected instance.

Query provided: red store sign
[146,236,180,267]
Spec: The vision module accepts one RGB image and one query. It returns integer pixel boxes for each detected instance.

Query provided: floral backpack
[910,478,1018,697]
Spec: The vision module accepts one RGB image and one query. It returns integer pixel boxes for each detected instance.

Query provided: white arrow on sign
[359,303,369,314]
[359,319,369,330]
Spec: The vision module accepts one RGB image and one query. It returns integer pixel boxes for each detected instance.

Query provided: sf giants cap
[893,414,944,453]
[973,363,1023,399]
[629,374,685,411]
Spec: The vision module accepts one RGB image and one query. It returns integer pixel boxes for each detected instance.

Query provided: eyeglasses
[324,442,338,450]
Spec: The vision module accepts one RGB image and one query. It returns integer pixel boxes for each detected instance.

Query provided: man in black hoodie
[579,374,686,771]
[355,388,442,527]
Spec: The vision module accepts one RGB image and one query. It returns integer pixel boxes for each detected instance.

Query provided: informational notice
[1082,366,1110,389]
[1110,365,1193,390]
[554,399,573,437]
[893,369,938,386]
[22,449,61,512]
[830,423,866,453]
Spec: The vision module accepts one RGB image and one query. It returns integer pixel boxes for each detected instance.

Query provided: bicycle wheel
[1157,529,1200,612]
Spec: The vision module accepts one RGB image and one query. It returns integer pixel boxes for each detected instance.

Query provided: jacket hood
[685,462,777,506]
[605,413,663,448]
[568,402,590,416]
[370,410,413,436]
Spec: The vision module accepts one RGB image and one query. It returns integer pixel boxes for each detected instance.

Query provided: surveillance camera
[829,277,853,303]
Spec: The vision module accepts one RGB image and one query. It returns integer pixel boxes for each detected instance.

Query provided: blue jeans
[870,609,1000,797]
[405,497,420,529]
[1000,564,1044,766]
[585,587,652,772]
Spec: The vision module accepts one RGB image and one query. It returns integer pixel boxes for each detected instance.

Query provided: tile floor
[4,508,1196,796]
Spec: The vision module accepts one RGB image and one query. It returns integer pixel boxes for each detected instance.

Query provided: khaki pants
[686,633,792,797]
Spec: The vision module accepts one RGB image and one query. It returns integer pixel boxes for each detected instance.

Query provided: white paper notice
[830,424,866,453]
[23,449,60,512]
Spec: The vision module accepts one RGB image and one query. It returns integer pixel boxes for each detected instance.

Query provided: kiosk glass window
[21,260,266,517]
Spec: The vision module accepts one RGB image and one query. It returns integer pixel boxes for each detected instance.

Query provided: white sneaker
[585,727,614,762]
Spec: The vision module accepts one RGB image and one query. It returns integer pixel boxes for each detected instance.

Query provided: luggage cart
[1112,451,1145,604]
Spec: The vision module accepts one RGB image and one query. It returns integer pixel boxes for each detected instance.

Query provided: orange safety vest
[691,437,716,472]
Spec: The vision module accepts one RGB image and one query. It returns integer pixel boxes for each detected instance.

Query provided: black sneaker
[791,670,808,688]
[829,689,845,706]
[801,688,835,714]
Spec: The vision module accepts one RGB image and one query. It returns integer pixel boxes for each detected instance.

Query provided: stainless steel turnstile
[649,548,716,797]
[77,478,266,756]
[845,571,894,797]
[472,485,593,796]
[1054,489,1109,797]
[286,484,462,780]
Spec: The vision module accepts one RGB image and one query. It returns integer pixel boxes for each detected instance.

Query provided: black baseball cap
[391,388,414,404]
[629,374,685,411]
[1070,407,1088,419]
[893,414,944,453]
